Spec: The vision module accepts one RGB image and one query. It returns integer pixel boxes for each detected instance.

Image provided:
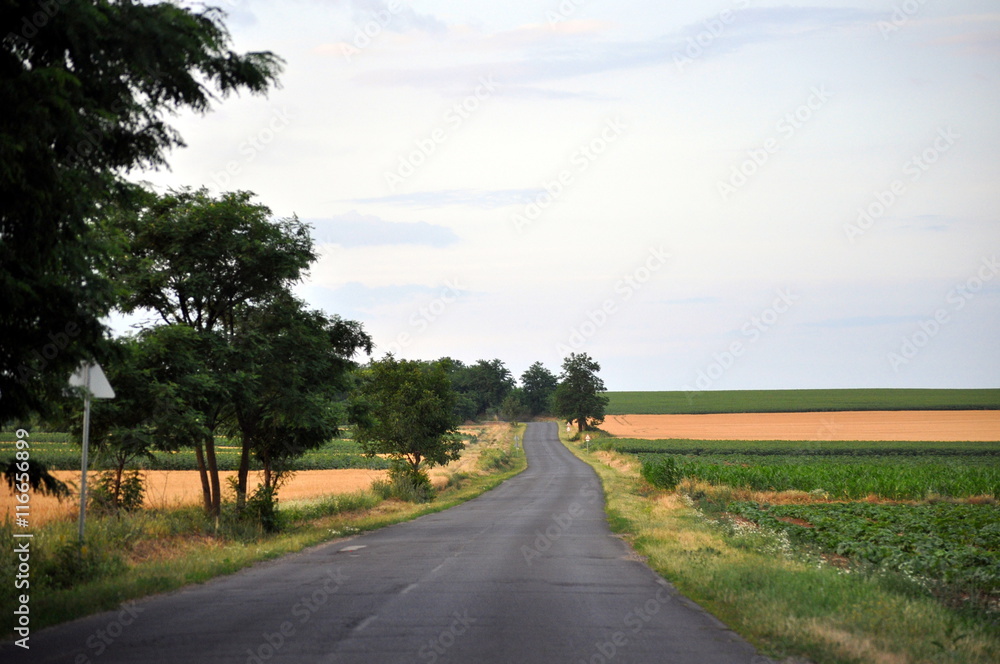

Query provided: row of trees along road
[437,355,608,431]
[0,1,611,515]
[347,352,609,493]
[68,188,373,520]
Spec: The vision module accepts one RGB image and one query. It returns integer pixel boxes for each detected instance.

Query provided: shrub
[243,484,282,533]
[89,470,145,514]
[477,447,514,472]
[37,538,125,590]
[372,464,434,503]
[641,455,682,490]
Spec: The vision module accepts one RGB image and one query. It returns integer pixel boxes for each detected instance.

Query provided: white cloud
[131,0,1000,389]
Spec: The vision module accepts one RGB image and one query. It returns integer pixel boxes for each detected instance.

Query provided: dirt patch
[603,411,1000,441]
[776,516,814,528]
[722,513,759,529]
[821,553,852,569]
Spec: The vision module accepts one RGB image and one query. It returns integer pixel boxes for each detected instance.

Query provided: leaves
[729,501,1000,594]
[350,356,462,480]
[1,1,282,421]
[552,352,609,430]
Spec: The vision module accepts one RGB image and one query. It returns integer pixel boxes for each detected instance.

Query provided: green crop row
[727,501,1000,595]
[659,454,1000,500]
[0,438,385,471]
[605,388,1000,415]
[611,438,1000,456]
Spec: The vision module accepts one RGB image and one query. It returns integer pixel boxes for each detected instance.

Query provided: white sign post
[69,362,115,543]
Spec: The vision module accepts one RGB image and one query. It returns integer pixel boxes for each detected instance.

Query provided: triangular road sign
[69,362,115,399]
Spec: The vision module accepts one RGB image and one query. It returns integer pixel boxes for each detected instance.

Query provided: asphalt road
[8,422,768,664]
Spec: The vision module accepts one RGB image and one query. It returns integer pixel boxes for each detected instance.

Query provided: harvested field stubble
[604,411,1000,441]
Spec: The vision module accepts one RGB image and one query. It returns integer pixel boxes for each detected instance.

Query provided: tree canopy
[552,353,609,432]
[1,1,282,422]
[106,187,320,518]
[350,356,463,481]
[520,361,558,416]
[228,294,372,500]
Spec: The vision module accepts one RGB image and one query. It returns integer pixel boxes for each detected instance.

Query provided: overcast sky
[131,0,1000,391]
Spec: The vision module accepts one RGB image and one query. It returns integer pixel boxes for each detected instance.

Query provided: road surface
[8,422,767,663]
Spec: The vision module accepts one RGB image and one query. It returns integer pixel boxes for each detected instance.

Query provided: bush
[477,447,514,472]
[641,455,682,490]
[37,538,126,590]
[372,465,434,503]
[243,484,282,533]
[89,470,145,514]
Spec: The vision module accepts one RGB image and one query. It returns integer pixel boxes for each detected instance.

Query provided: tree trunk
[236,435,252,511]
[113,463,124,507]
[204,433,221,520]
[194,440,212,515]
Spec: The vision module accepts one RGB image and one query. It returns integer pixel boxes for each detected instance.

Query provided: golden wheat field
[1,469,391,527]
[602,410,1000,441]
[2,422,516,527]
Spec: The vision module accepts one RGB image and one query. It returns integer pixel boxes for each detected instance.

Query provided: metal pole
[78,365,91,544]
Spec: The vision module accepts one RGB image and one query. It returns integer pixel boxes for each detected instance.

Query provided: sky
[129,0,1000,391]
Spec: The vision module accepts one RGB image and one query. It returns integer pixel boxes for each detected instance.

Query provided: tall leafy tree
[521,361,558,416]
[552,353,609,433]
[228,295,372,504]
[350,356,462,487]
[0,1,282,422]
[437,357,478,422]
[499,388,529,423]
[110,188,314,518]
[450,358,515,418]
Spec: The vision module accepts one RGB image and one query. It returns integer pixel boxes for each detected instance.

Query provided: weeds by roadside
[559,427,1000,664]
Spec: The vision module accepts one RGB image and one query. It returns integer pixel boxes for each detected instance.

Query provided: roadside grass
[605,388,1000,415]
[2,424,526,636]
[558,429,1000,664]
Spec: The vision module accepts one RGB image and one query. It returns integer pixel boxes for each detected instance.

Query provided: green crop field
[728,501,1000,596]
[660,454,1000,500]
[609,438,1000,456]
[0,436,391,471]
[619,434,1000,609]
[604,388,1000,415]
[617,438,1000,500]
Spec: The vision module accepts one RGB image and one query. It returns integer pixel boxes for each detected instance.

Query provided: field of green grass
[605,388,1000,414]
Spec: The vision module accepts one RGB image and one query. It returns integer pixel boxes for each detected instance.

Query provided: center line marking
[355,615,378,632]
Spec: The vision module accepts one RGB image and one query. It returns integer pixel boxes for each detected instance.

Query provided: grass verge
[3,424,526,637]
[558,428,1000,664]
